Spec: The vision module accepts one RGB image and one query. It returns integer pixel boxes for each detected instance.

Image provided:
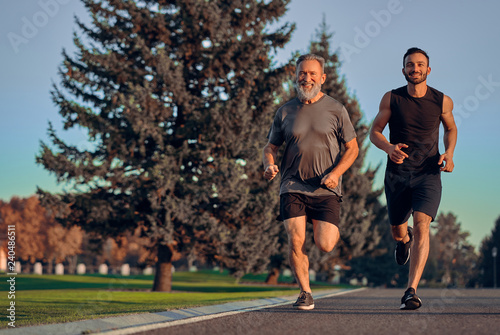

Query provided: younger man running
[370,47,457,309]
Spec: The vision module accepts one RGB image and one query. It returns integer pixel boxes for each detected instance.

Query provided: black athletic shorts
[384,169,442,226]
[279,192,341,226]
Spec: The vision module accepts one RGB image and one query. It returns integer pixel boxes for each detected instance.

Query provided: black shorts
[385,170,442,226]
[279,193,341,226]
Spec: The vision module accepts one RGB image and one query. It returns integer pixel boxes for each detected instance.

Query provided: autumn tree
[37,0,294,291]
[45,220,83,274]
[0,197,43,267]
[101,229,152,272]
[0,196,82,273]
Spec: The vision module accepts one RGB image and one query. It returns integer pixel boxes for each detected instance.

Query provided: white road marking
[103,288,367,334]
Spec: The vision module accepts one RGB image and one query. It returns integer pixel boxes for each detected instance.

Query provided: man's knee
[314,232,338,252]
[391,224,407,241]
[284,218,306,248]
[413,212,431,235]
[315,239,336,253]
[413,224,430,244]
[287,233,306,253]
[313,221,339,252]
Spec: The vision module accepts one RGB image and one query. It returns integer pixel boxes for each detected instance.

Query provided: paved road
[134,288,500,335]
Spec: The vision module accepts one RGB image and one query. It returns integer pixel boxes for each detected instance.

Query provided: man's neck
[301,92,324,104]
[406,82,428,98]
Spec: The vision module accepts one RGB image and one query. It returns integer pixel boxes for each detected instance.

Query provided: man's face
[403,53,430,85]
[295,59,326,102]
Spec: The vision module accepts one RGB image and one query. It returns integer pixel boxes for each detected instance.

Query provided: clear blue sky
[1,0,499,248]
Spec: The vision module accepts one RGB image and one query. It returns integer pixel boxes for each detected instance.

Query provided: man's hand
[264,164,279,181]
[387,143,409,164]
[438,152,455,172]
[321,172,340,189]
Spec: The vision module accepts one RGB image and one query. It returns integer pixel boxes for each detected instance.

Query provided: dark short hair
[296,54,325,73]
[403,47,429,66]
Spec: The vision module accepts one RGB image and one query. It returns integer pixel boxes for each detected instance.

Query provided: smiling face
[403,52,431,85]
[295,59,326,102]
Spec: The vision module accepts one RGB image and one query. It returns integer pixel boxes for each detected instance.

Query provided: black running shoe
[395,226,413,265]
[293,291,315,310]
[400,287,422,310]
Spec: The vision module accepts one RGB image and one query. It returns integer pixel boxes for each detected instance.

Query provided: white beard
[295,81,322,102]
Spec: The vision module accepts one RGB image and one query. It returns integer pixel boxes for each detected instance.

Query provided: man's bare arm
[439,95,457,172]
[262,142,280,180]
[320,137,359,189]
[370,91,409,164]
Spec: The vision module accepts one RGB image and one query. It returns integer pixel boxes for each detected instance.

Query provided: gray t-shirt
[268,95,356,197]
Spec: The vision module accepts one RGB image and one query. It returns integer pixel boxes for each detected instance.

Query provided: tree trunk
[265,267,280,285]
[47,259,54,275]
[152,244,179,292]
[67,255,77,274]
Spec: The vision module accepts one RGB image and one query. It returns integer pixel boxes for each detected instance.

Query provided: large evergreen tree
[37,0,294,291]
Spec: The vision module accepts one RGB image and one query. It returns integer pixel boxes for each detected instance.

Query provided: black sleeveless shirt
[388,85,443,174]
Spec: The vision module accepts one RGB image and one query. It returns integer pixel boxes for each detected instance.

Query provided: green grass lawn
[0,270,339,328]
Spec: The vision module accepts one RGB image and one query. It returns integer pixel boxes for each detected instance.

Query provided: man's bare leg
[390,214,431,290]
[408,211,431,290]
[284,216,310,293]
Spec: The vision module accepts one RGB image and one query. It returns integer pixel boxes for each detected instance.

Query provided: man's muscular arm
[439,95,457,172]
[370,91,409,164]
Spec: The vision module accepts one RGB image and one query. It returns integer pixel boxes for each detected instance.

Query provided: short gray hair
[296,54,325,73]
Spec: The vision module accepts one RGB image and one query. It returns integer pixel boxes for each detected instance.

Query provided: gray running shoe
[400,287,422,310]
[293,291,315,310]
[395,226,413,265]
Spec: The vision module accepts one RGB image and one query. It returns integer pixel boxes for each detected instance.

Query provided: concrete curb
[0,288,365,335]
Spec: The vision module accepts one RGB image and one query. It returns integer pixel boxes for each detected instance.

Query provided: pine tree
[428,212,477,287]
[477,216,500,287]
[36,0,294,291]
[308,17,383,261]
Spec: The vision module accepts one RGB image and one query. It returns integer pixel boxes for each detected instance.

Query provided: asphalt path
[133,288,500,335]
